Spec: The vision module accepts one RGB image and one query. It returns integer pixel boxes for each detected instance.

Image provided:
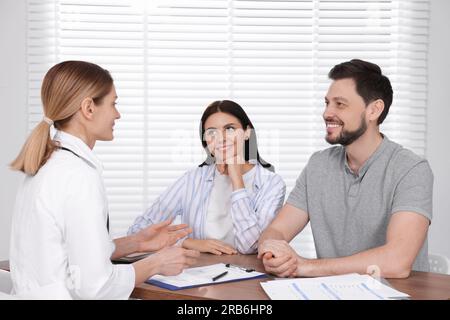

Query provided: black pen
[225,263,255,273]
[212,271,228,282]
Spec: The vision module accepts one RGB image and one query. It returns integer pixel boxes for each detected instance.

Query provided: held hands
[134,218,192,253]
[182,238,238,255]
[258,239,300,278]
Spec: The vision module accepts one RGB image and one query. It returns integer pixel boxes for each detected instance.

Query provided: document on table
[147,263,267,290]
[261,273,410,300]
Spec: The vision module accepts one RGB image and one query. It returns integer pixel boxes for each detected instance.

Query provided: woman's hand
[134,218,192,253]
[226,160,245,190]
[216,156,245,190]
[182,238,238,255]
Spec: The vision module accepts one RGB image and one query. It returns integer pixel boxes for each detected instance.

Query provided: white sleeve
[230,174,286,254]
[62,169,135,300]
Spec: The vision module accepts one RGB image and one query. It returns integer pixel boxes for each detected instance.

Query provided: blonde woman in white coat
[9,61,199,299]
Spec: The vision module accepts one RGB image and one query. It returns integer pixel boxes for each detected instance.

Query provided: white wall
[427,0,450,259]
[0,0,449,262]
[0,0,27,260]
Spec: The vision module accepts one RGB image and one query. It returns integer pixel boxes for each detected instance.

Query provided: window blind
[27,0,430,258]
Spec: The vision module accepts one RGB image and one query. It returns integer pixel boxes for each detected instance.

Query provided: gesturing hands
[182,238,238,255]
[258,239,300,278]
[153,246,200,277]
[134,218,192,253]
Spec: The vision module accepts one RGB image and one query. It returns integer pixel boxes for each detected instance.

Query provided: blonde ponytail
[10,119,57,176]
[10,60,113,176]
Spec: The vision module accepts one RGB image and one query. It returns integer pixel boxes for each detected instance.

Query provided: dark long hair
[199,100,273,171]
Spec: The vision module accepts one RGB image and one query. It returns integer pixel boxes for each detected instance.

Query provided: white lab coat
[9,130,135,299]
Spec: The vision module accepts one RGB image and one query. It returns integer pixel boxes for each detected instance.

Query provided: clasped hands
[258,239,308,278]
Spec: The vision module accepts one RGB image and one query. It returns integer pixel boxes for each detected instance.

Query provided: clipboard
[147,263,267,290]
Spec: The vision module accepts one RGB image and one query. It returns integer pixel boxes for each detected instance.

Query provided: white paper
[261,273,410,300]
[149,263,265,288]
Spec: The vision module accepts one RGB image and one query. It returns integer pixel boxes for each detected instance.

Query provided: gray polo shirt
[287,135,433,272]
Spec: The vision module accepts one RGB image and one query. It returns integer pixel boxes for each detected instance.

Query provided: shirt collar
[205,163,263,191]
[53,130,103,173]
[344,133,389,177]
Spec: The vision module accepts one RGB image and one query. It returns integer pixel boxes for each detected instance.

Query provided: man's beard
[325,113,367,146]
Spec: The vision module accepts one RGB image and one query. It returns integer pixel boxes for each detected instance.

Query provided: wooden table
[131,254,450,300]
[2,255,450,300]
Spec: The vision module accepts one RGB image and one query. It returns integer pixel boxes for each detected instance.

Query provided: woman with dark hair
[129,100,286,254]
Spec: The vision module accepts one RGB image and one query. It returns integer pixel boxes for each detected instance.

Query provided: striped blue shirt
[128,163,286,254]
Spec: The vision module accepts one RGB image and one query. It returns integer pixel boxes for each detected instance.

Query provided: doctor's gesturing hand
[111,218,192,260]
[134,218,192,252]
[133,246,200,285]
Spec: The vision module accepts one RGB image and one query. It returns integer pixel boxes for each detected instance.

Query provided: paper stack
[261,273,410,300]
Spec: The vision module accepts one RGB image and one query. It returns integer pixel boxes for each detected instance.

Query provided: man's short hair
[328,59,393,125]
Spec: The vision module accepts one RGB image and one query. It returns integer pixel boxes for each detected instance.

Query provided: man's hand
[134,218,192,253]
[258,239,300,277]
[182,238,237,255]
[258,239,295,259]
